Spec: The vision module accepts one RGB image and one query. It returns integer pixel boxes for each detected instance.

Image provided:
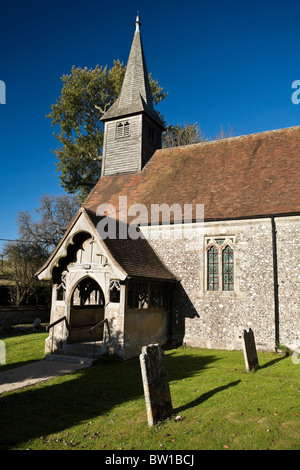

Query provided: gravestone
[33,318,41,330]
[242,328,259,372]
[0,340,5,365]
[139,343,173,426]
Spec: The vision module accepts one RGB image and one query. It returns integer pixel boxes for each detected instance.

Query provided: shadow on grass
[174,380,241,414]
[0,325,47,339]
[0,350,219,449]
[259,354,288,370]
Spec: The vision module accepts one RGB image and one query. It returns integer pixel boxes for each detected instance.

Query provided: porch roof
[36,208,176,282]
[84,209,176,281]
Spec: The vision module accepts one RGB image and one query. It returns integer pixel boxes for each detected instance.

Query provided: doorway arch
[69,277,105,343]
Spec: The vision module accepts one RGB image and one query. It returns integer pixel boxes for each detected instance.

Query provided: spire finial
[135,12,141,32]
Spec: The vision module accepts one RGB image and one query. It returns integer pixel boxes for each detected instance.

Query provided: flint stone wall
[0,306,49,326]
[141,216,300,352]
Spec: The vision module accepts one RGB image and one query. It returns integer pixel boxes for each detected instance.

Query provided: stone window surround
[204,236,237,295]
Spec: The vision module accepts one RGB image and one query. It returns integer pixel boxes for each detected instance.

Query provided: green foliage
[3,242,49,306]
[0,325,48,370]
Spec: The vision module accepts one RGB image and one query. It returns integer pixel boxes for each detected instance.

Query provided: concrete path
[0,358,91,395]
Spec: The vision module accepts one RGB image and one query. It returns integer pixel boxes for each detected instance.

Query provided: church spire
[100,15,164,177]
[101,15,164,129]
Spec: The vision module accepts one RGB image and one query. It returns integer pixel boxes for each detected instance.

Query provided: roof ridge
[157,125,300,152]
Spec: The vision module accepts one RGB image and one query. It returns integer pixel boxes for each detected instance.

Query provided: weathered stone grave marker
[0,340,5,365]
[139,343,173,426]
[242,328,259,372]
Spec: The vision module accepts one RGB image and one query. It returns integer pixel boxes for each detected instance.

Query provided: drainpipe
[271,217,280,350]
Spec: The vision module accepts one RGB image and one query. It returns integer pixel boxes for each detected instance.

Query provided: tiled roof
[36,207,176,281]
[85,210,176,281]
[84,126,300,223]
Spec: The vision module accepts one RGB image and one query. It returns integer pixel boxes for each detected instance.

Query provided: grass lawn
[0,327,299,450]
[0,324,48,371]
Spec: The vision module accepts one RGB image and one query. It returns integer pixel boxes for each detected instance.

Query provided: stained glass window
[206,238,235,292]
[222,245,234,291]
[207,245,219,291]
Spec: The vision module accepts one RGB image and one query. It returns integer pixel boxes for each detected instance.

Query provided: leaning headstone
[0,340,6,365]
[139,344,173,426]
[242,328,259,372]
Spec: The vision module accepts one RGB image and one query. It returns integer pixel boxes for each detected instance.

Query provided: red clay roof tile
[84,126,300,223]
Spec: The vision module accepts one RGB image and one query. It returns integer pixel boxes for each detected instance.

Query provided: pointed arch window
[109,280,121,303]
[207,245,219,291]
[206,237,235,292]
[222,245,234,291]
[71,277,105,307]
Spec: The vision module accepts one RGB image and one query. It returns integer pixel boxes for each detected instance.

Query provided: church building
[36,16,300,360]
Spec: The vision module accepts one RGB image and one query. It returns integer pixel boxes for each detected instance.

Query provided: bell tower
[100,15,165,177]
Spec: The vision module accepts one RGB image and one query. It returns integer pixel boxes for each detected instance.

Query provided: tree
[47,61,167,199]
[162,122,235,148]
[17,194,80,252]
[48,62,234,198]
[214,124,234,140]
[163,122,206,148]
[3,194,80,305]
[3,242,49,306]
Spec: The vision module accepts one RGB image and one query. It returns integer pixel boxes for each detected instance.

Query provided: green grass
[0,329,299,450]
[0,324,48,371]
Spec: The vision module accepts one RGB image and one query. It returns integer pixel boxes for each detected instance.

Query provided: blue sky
[0,0,300,251]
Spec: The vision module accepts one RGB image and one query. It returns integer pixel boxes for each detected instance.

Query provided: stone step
[46,341,107,364]
[45,354,94,366]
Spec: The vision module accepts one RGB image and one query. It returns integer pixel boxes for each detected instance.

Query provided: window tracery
[71,277,105,307]
[127,280,167,309]
[109,280,121,303]
[206,237,235,292]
